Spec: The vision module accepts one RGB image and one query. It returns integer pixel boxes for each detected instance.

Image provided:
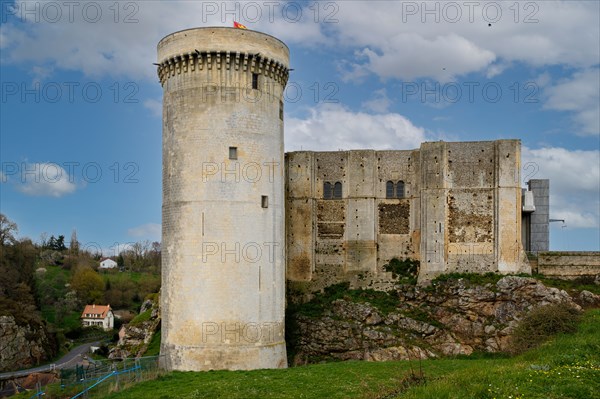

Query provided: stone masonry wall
[286,140,530,297]
[537,252,600,279]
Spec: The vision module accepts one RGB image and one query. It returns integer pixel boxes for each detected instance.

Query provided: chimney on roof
[93,304,95,308]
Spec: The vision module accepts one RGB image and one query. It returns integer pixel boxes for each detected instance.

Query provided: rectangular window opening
[229,146,238,160]
[252,73,259,90]
[261,195,269,208]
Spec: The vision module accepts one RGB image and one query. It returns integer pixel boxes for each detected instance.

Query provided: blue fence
[27,356,164,399]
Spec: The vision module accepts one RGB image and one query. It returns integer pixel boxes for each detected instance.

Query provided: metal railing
[26,355,165,399]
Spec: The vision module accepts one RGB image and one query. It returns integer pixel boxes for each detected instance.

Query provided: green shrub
[384,258,419,285]
[431,272,503,285]
[65,326,84,339]
[510,302,581,354]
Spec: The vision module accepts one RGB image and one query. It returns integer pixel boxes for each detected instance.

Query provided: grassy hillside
[36,265,159,327]
[100,309,600,399]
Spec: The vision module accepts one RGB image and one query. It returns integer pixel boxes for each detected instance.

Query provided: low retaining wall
[537,251,600,279]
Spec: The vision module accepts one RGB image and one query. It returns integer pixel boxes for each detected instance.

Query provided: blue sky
[1,0,599,254]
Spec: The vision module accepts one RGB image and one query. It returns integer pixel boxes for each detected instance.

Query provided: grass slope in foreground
[106,310,599,398]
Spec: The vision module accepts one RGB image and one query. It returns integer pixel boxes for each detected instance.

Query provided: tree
[119,240,161,273]
[0,213,18,246]
[70,229,79,254]
[39,232,48,248]
[0,238,38,296]
[45,235,67,251]
[71,266,105,304]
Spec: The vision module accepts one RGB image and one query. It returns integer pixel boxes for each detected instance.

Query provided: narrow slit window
[386,181,394,198]
[252,73,259,90]
[333,182,343,199]
[229,146,238,160]
[261,195,269,208]
[279,100,284,120]
[323,182,332,199]
[396,180,405,198]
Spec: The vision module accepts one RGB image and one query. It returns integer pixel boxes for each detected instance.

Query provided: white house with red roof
[81,304,114,330]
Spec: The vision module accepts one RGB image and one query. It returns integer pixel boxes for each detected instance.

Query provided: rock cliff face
[109,297,160,359]
[288,276,598,365]
[0,315,56,372]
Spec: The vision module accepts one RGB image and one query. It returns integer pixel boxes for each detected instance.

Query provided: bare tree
[70,229,80,254]
[0,213,18,246]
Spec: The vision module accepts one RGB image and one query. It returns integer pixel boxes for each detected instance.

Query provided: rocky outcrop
[577,290,600,307]
[109,297,160,359]
[289,276,592,364]
[0,315,56,372]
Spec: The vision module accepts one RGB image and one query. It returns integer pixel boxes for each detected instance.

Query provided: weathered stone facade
[158,27,289,371]
[286,140,531,292]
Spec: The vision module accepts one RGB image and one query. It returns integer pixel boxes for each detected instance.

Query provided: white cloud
[30,65,53,84]
[485,61,511,79]
[2,0,598,123]
[535,72,552,88]
[127,223,161,240]
[361,88,391,113]
[1,0,597,85]
[523,147,600,228]
[285,104,427,151]
[16,163,77,197]
[543,68,600,136]
[549,210,597,230]
[0,1,328,81]
[334,1,599,81]
[143,98,162,118]
[357,33,496,82]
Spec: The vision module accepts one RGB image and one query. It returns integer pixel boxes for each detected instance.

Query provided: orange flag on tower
[233,21,247,29]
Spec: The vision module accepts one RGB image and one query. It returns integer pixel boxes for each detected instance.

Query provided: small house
[99,258,118,269]
[81,304,114,330]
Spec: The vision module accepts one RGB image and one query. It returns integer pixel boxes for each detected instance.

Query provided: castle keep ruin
[158,27,544,372]
[286,141,532,293]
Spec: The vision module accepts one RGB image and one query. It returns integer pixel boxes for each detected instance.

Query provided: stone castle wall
[285,140,530,295]
[537,252,600,279]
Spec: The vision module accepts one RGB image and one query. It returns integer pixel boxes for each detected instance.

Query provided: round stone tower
[157,27,289,371]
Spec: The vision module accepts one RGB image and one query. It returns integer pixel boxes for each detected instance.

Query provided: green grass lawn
[97,310,600,399]
[145,330,161,357]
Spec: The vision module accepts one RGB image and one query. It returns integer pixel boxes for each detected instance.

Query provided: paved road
[0,341,100,380]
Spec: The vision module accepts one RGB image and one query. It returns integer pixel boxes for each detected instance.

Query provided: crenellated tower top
[156,27,290,87]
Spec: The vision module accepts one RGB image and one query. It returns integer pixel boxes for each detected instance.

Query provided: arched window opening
[323,182,332,199]
[333,182,343,199]
[386,181,394,198]
[396,180,405,198]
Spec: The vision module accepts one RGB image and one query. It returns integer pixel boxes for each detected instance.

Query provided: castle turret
[157,27,289,371]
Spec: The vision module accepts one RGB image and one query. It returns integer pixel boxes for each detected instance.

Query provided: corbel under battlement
[157,51,289,87]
